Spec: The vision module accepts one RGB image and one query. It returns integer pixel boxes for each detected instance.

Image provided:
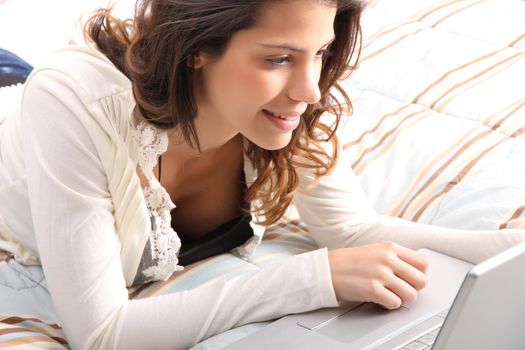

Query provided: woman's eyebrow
[257,36,336,52]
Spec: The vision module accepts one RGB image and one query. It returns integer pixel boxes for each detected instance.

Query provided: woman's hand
[328,241,428,310]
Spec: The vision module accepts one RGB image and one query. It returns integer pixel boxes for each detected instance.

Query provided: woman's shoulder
[25,44,132,103]
[21,45,137,139]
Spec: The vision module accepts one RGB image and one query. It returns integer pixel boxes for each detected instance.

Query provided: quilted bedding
[1,0,525,348]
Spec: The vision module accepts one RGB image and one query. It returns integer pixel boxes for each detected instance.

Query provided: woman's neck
[166,128,242,164]
[158,131,244,207]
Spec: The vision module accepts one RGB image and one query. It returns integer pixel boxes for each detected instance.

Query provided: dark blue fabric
[0,48,33,87]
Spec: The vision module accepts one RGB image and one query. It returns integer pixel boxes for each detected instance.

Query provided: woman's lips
[263,109,302,132]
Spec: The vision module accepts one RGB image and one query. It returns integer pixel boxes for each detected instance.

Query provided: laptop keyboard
[397,325,441,350]
[375,308,449,350]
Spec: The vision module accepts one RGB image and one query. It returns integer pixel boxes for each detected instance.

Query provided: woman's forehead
[255,0,337,26]
[237,0,337,47]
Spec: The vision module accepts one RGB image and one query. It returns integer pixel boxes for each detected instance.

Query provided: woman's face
[192,0,337,151]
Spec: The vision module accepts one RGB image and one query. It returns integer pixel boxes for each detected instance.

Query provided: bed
[1,0,525,348]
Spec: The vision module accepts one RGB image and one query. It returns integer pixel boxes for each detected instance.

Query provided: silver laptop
[225,242,525,350]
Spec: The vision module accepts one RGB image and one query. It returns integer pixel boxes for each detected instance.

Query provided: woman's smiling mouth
[262,109,302,132]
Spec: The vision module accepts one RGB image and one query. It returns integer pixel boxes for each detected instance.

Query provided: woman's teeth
[265,110,297,120]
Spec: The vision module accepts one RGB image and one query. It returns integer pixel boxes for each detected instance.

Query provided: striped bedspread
[341,0,525,231]
[1,0,524,348]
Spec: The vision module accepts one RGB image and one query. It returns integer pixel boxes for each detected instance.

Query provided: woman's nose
[288,64,322,105]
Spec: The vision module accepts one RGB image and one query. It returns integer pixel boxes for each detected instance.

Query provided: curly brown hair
[86,0,363,225]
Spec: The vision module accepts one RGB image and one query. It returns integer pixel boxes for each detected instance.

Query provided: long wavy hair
[86,0,363,225]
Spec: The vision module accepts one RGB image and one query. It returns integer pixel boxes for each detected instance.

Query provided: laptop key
[428,328,440,337]
[417,333,436,346]
[437,308,450,318]
[402,341,427,350]
[375,315,443,349]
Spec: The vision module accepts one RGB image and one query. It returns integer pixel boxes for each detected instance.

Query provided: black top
[158,154,253,266]
[176,212,253,266]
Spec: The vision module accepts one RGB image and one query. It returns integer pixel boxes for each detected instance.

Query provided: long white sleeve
[20,67,337,350]
[294,146,525,264]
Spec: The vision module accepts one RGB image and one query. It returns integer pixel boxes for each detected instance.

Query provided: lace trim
[131,120,263,280]
[133,120,183,281]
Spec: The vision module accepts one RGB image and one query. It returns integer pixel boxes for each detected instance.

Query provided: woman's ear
[188,52,206,69]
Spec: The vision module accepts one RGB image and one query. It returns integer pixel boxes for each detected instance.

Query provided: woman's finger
[385,270,419,304]
[394,243,429,274]
[393,256,428,291]
[369,281,403,310]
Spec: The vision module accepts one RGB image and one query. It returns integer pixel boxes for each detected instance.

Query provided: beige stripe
[431,0,487,27]
[130,220,305,299]
[49,336,68,346]
[363,0,467,51]
[509,33,525,48]
[437,54,524,112]
[0,327,35,336]
[355,112,431,176]
[362,0,507,95]
[514,221,525,229]
[415,0,466,21]
[411,137,506,222]
[0,327,68,346]
[343,104,412,150]
[351,50,525,217]
[352,0,525,221]
[430,52,523,110]
[0,336,62,348]
[388,125,480,217]
[398,128,492,218]
[399,99,524,218]
[413,48,504,104]
[361,27,427,62]
[366,4,519,112]
[128,283,150,300]
[491,99,525,132]
[0,317,60,331]
[262,233,283,241]
[350,109,429,170]
[362,19,420,51]
[510,124,525,138]
[392,98,525,217]
[480,97,525,128]
[361,1,491,74]
[275,220,308,234]
[410,101,525,217]
[499,205,525,229]
[411,125,525,222]
[139,257,220,298]
[346,74,510,191]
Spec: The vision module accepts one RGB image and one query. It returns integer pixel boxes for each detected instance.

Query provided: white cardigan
[0,45,523,349]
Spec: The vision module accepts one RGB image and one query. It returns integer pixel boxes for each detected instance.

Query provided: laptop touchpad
[308,303,412,345]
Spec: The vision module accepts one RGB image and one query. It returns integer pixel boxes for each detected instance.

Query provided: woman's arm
[293,143,524,309]
[294,145,525,264]
[21,67,338,350]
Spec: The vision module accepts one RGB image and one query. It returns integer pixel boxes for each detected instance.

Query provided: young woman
[0,0,523,349]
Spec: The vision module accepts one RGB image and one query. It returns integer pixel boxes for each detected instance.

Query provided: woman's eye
[266,49,332,67]
[267,56,292,65]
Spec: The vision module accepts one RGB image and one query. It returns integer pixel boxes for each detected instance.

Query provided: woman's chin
[248,134,293,151]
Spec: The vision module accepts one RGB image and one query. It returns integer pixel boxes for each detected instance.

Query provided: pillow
[0,48,32,87]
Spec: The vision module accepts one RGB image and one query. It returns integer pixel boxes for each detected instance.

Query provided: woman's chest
[169,170,245,241]
[160,144,246,241]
